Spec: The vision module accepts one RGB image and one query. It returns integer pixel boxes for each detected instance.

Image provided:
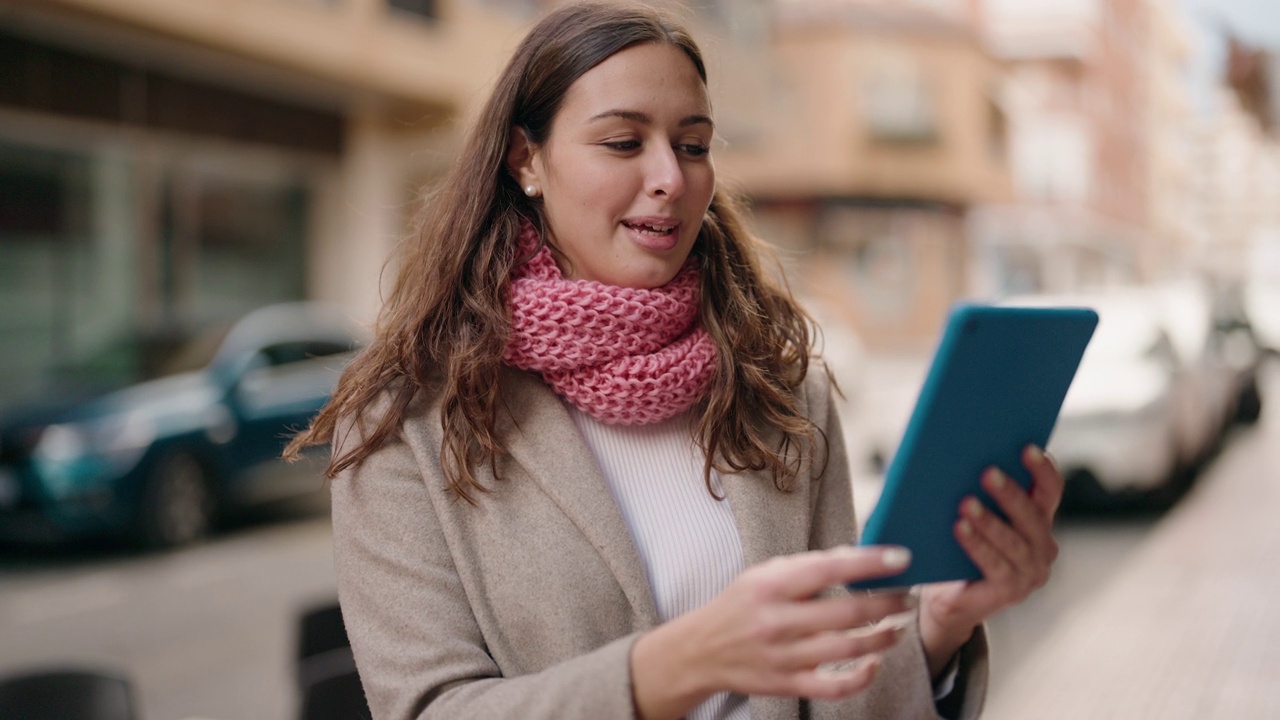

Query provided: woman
[287,3,1063,719]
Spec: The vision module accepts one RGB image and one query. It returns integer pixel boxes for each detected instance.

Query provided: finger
[959,496,1046,592]
[980,469,1058,563]
[770,591,912,640]
[777,624,904,672]
[789,654,883,701]
[756,546,913,601]
[1023,445,1065,517]
[954,514,1020,589]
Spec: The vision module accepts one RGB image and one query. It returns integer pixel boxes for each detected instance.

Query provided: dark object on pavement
[297,601,369,720]
[0,668,139,720]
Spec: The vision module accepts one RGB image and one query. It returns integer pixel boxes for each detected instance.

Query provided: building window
[180,167,309,321]
[860,48,939,144]
[0,142,109,408]
[0,138,312,411]
[388,0,438,21]
[988,96,1008,161]
[819,205,918,323]
[991,246,1043,295]
[0,32,344,156]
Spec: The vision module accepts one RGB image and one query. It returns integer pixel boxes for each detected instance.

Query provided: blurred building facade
[1142,0,1197,280]
[1193,35,1280,350]
[0,0,536,406]
[716,0,1013,352]
[968,0,1155,299]
[0,0,791,406]
[1195,32,1280,352]
[0,0,1237,404]
[1224,35,1280,135]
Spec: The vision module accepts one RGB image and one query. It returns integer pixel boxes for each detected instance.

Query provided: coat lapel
[720,462,813,566]
[498,368,660,627]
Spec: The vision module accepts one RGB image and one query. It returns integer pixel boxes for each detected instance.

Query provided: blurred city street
[0,357,1274,720]
[0,497,336,720]
[4,0,1280,717]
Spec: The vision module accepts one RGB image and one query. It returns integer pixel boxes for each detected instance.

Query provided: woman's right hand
[630,546,915,720]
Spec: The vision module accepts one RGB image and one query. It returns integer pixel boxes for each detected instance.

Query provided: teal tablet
[849,303,1097,590]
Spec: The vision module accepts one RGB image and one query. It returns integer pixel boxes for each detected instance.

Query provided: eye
[602,140,641,152]
[678,143,710,157]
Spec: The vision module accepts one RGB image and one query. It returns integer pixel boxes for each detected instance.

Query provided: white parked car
[1148,280,1240,468]
[1244,279,1280,355]
[858,290,1231,511]
[1004,291,1185,509]
[1242,232,1280,354]
[1210,284,1265,427]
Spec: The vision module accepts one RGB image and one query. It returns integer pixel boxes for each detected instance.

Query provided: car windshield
[50,322,234,394]
[1084,304,1163,361]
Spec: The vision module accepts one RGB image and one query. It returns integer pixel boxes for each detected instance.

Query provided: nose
[646,145,686,200]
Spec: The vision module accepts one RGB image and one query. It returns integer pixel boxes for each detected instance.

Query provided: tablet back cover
[852,304,1097,589]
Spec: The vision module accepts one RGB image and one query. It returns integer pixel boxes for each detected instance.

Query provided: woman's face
[512,42,716,289]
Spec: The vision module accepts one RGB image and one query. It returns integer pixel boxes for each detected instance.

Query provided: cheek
[556,168,627,217]
[695,164,717,206]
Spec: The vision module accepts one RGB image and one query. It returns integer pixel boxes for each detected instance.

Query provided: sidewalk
[983,396,1280,718]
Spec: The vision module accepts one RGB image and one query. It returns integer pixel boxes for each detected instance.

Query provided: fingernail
[882,547,912,569]
[988,469,1007,489]
[958,519,973,536]
[863,655,883,677]
[964,497,984,518]
[1027,445,1045,464]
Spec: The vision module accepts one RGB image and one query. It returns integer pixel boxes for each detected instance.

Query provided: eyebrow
[587,109,715,130]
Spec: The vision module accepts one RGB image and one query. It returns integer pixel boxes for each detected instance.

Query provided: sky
[1179,0,1280,116]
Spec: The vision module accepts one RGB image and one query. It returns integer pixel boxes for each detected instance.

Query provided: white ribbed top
[569,407,750,720]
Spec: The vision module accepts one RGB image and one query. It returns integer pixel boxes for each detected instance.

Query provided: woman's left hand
[917,444,1064,677]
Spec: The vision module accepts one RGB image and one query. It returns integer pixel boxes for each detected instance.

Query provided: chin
[617,265,684,289]
[623,248,696,289]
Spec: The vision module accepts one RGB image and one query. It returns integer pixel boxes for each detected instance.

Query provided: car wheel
[1060,469,1116,513]
[1142,462,1192,512]
[1062,469,1179,514]
[136,451,215,549]
[1234,379,1263,425]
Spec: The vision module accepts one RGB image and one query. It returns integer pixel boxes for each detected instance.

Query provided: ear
[506,126,541,191]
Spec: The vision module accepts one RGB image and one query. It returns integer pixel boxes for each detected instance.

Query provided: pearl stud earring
[523,185,539,197]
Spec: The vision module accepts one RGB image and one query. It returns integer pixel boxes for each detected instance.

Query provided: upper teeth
[630,222,672,233]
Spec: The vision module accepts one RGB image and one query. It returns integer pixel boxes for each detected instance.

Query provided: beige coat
[331,366,988,720]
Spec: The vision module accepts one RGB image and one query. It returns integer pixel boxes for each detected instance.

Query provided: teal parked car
[0,303,362,548]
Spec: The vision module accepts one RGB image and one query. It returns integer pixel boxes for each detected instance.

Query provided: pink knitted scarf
[503,222,717,425]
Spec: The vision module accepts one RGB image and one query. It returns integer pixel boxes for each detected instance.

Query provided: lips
[621,217,681,251]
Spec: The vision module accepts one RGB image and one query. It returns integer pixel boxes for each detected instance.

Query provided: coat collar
[499,367,813,571]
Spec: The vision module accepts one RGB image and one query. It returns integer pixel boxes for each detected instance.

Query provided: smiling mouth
[621,220,678,236]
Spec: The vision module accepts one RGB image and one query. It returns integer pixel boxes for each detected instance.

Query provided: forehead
[557,42,711,121]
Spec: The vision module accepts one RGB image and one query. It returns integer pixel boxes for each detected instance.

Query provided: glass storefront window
[0,142,102,409]
[164,161,309,324]
[0,138,312,412]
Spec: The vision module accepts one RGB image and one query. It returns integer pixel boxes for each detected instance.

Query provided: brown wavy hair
[285,1,829,501]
